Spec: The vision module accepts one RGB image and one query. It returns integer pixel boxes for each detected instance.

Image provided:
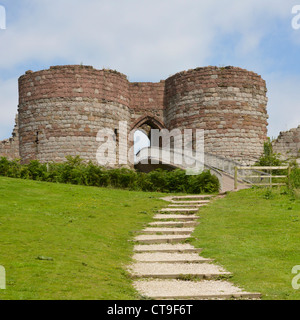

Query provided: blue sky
[0,0,300,141]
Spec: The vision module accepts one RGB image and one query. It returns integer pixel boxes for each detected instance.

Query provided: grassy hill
[1,176,299,300]
[192,188,300,300]
[0,177,166,299]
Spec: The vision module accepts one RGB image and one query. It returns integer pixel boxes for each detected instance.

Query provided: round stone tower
[164,66,268,163]
[18,65,131,164]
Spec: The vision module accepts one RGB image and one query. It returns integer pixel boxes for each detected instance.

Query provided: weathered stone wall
[165,66,268,163]
[129,81,165,127]
[0,115,20,160]
[272,126,300,160]
[15,64,268,166]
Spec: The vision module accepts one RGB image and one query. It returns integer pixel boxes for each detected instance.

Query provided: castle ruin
[272,126,300,163]
[0,65,269,167]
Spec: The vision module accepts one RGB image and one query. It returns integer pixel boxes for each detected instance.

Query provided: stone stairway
[127,195,261,300]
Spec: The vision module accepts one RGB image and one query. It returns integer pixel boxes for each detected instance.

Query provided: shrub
[0,157,10,176]
[26,160,47,181]
[290,167,300,190]
[256,138,283,168]
[0,157,220,194]
[166,169,188,193]
[187,170,220,194]
[0,158,22,178]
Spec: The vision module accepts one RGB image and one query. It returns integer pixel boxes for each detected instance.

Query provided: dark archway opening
[132,116,178,173]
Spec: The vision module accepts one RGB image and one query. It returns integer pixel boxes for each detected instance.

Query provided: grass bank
[192,187,300,300]
[0,177,166,300]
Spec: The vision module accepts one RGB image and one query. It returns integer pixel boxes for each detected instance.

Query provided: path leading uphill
[127,195,261,300]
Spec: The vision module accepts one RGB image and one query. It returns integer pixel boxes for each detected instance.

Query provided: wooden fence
[234,166,290,190]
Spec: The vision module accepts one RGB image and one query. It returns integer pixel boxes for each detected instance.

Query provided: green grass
[1,176,300,300]
[192,187,300,300]
[0,177,166,300]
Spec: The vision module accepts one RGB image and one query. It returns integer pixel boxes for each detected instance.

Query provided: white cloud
[0,0,299,140]
[0,0,293,77]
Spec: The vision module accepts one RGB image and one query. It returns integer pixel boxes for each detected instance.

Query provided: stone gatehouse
[0,65,269,166]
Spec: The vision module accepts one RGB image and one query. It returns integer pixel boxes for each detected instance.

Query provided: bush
[187,170,220,194]
[0,158,22,178]
[166,169,188,193]
[0,157,10,176]
[26,160,48,181]
[256,138,283,167]
[290,167,300,190]
[256,138,288,179]
[0,157,220,194]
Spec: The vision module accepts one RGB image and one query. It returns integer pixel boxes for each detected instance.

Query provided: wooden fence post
[288,165,291,189]
[234,166,238,190]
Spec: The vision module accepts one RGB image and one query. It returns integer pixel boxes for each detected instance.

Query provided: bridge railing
[204,153,240,176]
[135,147,204,172]
[204,153,271,184]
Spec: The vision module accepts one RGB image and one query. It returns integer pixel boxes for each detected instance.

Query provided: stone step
[168,204,206,208]
[141,227,194,235]
[153,214,199,221]
[133,244,203,253]
[160,208,199,213]
[171,200,210,204]
[133,280,261,300]
[128,262,231,279]
[133,234,190,244]
[130,192,261,300]
[148,221,198,228]
[171,195,214,200]
[133,252,213,264]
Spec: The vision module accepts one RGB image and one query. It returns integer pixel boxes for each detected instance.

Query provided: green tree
[256,138,282,167]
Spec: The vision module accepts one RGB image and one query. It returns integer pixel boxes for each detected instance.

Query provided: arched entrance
[131,116,178,172]
[131,115,165,132]
[131,115,166,147]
